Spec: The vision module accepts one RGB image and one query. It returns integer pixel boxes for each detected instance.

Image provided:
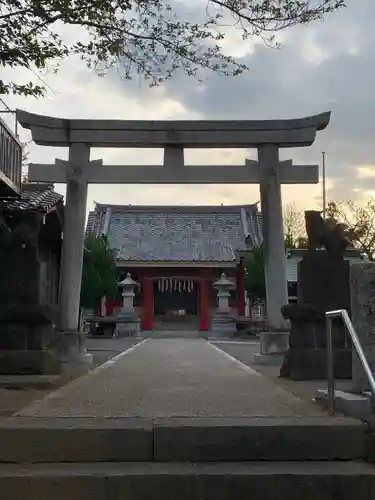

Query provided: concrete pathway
[18,339,323,418]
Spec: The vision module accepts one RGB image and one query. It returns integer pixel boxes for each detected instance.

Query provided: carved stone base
[0,350,61,375]
[114,312,141,337]
[0,304,61,375]
[0,304,58,350]
[260,332,289,354]
[280,348,352,380]
[211,313,237,337]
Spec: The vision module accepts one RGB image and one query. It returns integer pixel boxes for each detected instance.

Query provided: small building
[286,248,369,303]
[0,183,64,310]
[0,182,64,375]
[86,203,262,331]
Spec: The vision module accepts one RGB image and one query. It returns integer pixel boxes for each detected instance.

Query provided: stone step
[0,416,367,463]
[0,461,375,500]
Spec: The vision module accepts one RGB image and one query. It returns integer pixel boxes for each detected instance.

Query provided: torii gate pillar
[258,145,289,331]
[58,143,90,331]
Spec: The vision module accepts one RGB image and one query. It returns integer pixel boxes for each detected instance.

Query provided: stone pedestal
[56,330,93,374]
[211,274,237,337]
[350,263,375,393]
[280,251,352,380]
[114,273,141,337]
[114,312,141,337]
[211,312,237,337]
[260,331,289,355]
[0,303,61,375]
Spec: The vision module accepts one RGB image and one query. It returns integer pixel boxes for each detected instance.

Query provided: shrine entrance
[154,278,198,330]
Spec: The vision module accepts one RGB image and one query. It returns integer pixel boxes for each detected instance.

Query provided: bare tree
[283,203,307,249]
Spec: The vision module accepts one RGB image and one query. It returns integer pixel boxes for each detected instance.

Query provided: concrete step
[1,461,375,500]
[0,416,368,463]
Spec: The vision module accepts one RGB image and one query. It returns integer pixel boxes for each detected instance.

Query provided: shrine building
[86,203,262,331]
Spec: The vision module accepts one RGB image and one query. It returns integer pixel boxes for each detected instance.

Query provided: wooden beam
[28,162,319,184]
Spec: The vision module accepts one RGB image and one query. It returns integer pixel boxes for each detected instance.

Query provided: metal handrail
[325,309,375,415]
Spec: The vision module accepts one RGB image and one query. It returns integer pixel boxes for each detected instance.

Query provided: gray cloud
[7,0,375,209]
[107,1,375,201]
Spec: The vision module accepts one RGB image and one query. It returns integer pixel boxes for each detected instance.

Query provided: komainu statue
[280,209,354,380]
[305,210,353,258]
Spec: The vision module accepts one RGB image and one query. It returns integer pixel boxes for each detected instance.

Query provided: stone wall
[350,262,375,392]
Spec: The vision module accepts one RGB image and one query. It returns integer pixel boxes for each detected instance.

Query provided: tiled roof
[2,183,63,212]
[87,204,262,263]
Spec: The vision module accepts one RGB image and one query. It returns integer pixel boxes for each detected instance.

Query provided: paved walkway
[18,339,323,418]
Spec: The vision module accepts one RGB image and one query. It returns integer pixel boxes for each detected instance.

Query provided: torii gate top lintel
[16,109,331,148]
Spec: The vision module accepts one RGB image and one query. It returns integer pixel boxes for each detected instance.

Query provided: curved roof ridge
[93,203,259,214]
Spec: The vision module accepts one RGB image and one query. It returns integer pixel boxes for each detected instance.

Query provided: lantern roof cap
[118,272,137,287]
[213,273,234,288]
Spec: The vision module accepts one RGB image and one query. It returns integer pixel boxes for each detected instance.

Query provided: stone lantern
[211,273,237,337]
[114,273,140,337]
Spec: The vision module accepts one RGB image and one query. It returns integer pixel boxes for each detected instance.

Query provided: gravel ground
[0,337,353,418]
[0,338,140,418]
[212,340,353,404]
[18,339,324,418]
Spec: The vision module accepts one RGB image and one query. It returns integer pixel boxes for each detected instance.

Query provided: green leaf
[80,234,118,309]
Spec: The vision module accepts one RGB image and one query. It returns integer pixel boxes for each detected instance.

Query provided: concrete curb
[0,416,367,463]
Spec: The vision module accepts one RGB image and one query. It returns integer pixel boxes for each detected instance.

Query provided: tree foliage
[245,203,310,297]
[80,234,118,310]
[327,199,375,260]
[243,246,266,299]
[1,0,345,97]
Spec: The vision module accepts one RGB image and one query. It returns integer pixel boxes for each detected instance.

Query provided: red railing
[0,117,22,197]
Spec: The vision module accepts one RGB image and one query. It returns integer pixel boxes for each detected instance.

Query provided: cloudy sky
[2,0,374,212]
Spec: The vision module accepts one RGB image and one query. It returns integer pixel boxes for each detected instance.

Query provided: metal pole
[326,316,335,415]
[322,152,326,218]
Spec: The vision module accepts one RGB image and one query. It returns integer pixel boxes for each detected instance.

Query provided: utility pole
[322,151,327,218]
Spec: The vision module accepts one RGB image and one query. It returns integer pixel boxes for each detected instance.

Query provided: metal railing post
[325,309,375,416]
[326,316,335,416]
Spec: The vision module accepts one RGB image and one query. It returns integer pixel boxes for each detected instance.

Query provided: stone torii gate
[17,110,330,333]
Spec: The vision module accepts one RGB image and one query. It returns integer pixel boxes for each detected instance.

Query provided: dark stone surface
[298,252,351,313]
[0,305,58,351]
[281,248,352,380]
[350,263,375,392]
[0,350,60,375]
[0,210,61,374]
[0,211,41,306]
[280,349,352,380]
